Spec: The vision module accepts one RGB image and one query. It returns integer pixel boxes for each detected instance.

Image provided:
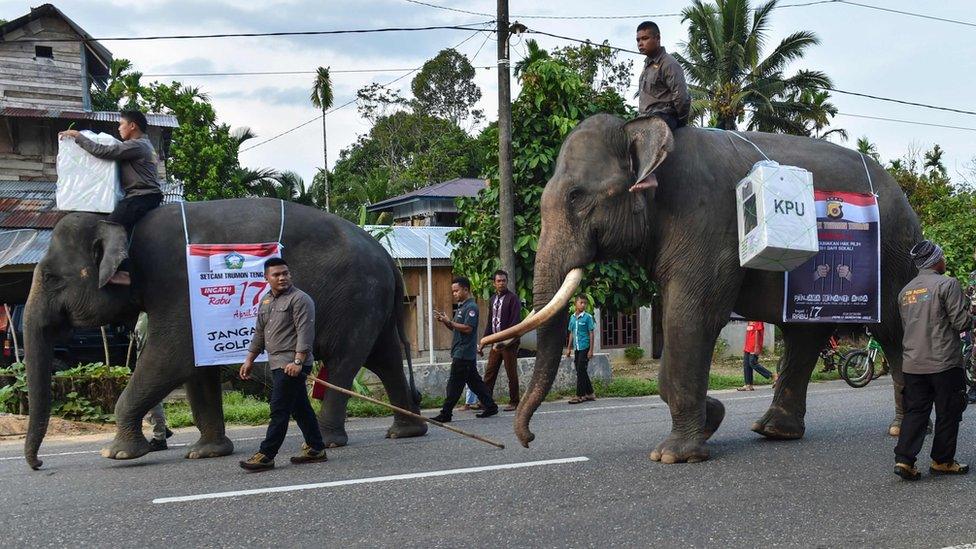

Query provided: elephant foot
[751,406,804,440]
[703,397,726,440]
[185,435,234,459]
[386,420,428,439]
[649,434,709,464]
[100,436,151,460]
[321,428,348,449]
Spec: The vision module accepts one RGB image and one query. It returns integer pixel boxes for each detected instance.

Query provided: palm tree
[856,137,880,161]
[789,89,847,141]
[310,67,334,212]
[514,39,550,78]
[675,0,833,133]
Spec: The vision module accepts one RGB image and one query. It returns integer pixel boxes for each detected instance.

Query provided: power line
[399,0,841,20]
[525,28,976,117]
[11,22,494,42]
[239,25,491,153]
[143,66,495,78]
[835,1,976,28]
[833,112,976,133]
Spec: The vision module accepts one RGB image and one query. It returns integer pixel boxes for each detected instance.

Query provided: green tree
[886,145,976,281]
[675,0,832,133]
[410,48,483,127]
[788,89,847,141]
[513,39,550,77]
[90,59,257,201]
[449,56,653,310]
[857,136,880,161]
[310,67,334,211]
[551,40,633,95]
[328,111,483,222]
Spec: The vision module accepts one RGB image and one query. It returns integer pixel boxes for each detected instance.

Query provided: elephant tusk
[496,309,536,348]
[480,269,583,346]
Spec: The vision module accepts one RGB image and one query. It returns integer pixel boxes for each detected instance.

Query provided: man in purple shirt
[478,270,522,411]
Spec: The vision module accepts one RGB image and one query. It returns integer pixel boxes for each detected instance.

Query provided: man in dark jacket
[894,240,971,480]
[478,270,522,411]
[59,110,163,286]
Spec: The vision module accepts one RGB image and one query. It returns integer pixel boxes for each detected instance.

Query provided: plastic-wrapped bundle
[736,160,819,271]
[56,130,123,213]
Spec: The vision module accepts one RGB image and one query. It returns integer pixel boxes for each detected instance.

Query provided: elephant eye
[568,188,584,203]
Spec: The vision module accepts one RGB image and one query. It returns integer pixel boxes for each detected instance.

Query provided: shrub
[624,346,645,364]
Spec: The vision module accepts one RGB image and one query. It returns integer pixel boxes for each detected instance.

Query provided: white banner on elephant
[185,242,281,366]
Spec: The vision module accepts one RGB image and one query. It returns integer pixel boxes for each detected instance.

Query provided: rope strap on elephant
[179,199,286,245]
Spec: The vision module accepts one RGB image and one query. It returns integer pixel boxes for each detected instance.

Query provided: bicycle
[840,330,888,388]
[818,335,842,373]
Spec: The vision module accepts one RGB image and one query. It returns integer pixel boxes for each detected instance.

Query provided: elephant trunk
[513,264,579,448]
[23,280,59,470]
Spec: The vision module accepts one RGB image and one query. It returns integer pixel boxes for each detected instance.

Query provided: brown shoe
[894,462,920,481]
[930,461,969,475]
[503,404,518,412]
[290,443,328,464]
[239,452,274,471]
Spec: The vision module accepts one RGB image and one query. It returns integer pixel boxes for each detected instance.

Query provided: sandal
[582,395,596,402]
[736,386,754,392]
[568,397,583,404]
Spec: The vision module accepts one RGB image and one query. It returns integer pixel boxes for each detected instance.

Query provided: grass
[161,367,845,428]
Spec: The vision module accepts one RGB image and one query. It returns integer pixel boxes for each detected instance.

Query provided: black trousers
[441,358,496,418]
[107,193,163,232]
[106,193,162,271]
[259,367,325,459]
[574,350,594,396]
[742,352,773,384]
[894,368,968,466]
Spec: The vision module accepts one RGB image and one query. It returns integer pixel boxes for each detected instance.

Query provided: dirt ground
[610,355,780,380]
[0,414,114,439]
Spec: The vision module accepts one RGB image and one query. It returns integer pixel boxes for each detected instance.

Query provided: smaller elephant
[24,199,427,469]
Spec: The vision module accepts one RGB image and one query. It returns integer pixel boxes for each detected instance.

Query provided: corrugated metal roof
[365,225,456,261]
[368,178,486,211]
[0,228,52,266]
[0,107,178,128]
[0,180,65,229]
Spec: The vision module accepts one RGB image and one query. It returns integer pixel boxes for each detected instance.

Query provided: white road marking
[152,456,590,504]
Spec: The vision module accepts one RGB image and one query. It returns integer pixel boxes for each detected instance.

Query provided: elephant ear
[623,116,675,192]
[93,221,128,288]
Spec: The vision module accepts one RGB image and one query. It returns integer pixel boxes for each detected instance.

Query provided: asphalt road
[1,379,974,548]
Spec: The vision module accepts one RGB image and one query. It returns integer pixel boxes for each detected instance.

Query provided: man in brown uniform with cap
[894,240,970,480]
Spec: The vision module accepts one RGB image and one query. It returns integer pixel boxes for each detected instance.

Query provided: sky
[3,0,974,188]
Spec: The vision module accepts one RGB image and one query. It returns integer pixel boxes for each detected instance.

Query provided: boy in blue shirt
[566,295,596,404]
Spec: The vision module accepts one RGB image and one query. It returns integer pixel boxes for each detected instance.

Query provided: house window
[35,46,53,59]
[601,309,639,349]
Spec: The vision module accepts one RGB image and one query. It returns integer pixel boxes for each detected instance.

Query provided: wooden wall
[0,16,87,110]
[400,266,493,355]
[0,117,170,182]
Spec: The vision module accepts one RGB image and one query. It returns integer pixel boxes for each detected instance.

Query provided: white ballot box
[736,160,818,271]
[56,130,123,213]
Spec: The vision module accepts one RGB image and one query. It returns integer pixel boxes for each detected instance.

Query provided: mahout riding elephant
[484,114,920,463]
[23,198,426,469]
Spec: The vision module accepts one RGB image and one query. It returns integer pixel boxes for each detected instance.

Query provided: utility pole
[497,0,516,288]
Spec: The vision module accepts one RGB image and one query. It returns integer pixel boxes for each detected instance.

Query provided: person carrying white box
[59,110,163,286]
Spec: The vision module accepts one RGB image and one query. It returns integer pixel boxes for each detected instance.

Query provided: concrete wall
[368,354,612,399]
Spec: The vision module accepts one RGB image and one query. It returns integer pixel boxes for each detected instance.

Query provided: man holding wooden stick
[238,258,327,472]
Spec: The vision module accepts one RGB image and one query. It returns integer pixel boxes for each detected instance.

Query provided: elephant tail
[392,265,420,406]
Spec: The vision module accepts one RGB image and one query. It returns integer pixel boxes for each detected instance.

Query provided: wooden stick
[100,326,111,367]
[306,375,505,450]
